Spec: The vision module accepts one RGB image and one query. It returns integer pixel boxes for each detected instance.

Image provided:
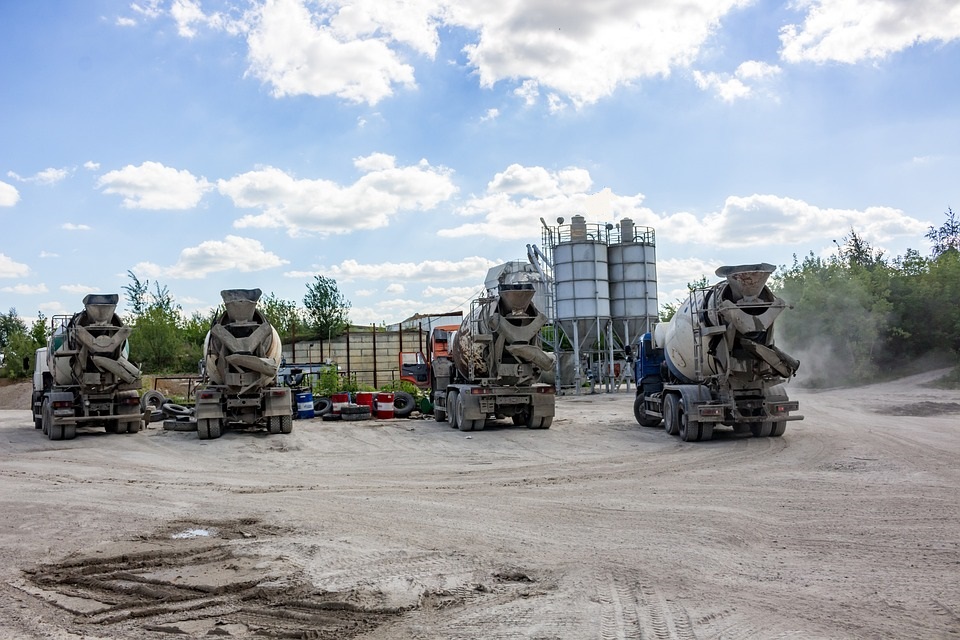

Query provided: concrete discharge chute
[194,289,292,439]
[633,263,802,441]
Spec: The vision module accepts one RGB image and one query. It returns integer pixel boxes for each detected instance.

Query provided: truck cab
[29,347,51,429]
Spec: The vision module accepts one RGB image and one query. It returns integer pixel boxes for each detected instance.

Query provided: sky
[1,0,958,327]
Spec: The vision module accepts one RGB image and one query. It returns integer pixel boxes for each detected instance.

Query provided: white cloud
[441,164,653,240]
[479,108,499,122]
[131,0,163,20]
[514,80,539,107]
[288,256,498,283]
[60,284,96,294]
[690,194,929,248]
[83,161,100,171]
[693,60,781,103]
[39,251,59,258]
[7,167,71,185]
[116,16,137,27]
[780,0,960,64]
[168,0,753,109]
[97,161,212,209]
[451,0,751,108]
[62,223,92,231]
[657,257,723,284]
[385,283,405,294]
[1,283,48,294]
[244,0,420,105]
[0,181,19,206]
[221,154,457,236]
[0,254,30,278]
[131,235,288,279]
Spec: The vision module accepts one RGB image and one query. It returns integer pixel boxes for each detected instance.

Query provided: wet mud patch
[14,519,549,639]
[875,401,960,417]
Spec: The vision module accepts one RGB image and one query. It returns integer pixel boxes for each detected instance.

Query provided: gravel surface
[0,372,958,639]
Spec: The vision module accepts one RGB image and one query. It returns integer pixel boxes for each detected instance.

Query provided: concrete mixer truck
[631,263,802,441]
[431,282,556,431]
[29,294,144,440]
[193,289,292,439]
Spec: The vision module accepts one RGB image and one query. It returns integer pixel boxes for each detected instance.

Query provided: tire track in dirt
[598,570,696,640]
[12,518,560,639]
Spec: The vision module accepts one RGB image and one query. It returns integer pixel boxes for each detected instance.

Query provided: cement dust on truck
[429,281,556,431]
[632,263,802,441]
[193,289,293,440]
[29,294,144,440]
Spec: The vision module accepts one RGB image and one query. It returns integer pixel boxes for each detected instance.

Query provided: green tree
[124,273,187,373]
[260,292,305,340]
[925,207,960,257]
[303,276,350,339]
[0,308,27,352]
[0,310,48,378]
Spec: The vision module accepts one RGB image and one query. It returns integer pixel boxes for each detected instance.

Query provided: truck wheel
[751,422,773,437]
[448,391,461,430]
[539,417,553,429]
[769,421,786,437]
[64,425,76,440]
[634,393,661,428]
[434,407,447,422]
[679,417,701,442]
[198,418,222,439]
[455,394,473,432]
[41,398,50,435]
[267,416,282,434]
[281,415,293,434]
[126,420,141,434]
[663,394,680,436]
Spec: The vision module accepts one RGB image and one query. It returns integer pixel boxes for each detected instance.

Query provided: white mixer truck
[193,289,293,439]
[431,281,556,431]
[30,294,143,440]
[632,263,802,441]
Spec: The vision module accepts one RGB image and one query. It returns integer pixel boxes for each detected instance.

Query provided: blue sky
[2,0,958,326]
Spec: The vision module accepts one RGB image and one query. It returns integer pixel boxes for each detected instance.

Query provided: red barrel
[331,392,351,415]
[374,392,395,419]
[355,392,375,412]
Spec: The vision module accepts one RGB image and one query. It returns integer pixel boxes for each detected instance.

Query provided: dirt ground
[0,372,958,639]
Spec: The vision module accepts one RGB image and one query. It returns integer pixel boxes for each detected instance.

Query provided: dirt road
[1,372,958,639]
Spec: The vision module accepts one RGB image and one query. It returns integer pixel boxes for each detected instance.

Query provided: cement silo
[553,215,611,355]
[608,218,658,348]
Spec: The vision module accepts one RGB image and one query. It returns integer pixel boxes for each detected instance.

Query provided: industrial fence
[280,324,435,389]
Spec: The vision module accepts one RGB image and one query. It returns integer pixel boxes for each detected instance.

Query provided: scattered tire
[313,397,333,415]
[140,390,166,413]
[162,403,193,418]
[392,391,416,418]
[150,409,164,423]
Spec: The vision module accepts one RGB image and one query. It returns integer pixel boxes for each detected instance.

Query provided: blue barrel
[295,390,315,419]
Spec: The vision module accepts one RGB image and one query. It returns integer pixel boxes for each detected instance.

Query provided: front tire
[634,393,661,427]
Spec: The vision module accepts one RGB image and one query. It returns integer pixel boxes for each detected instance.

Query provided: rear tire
[434,407,446,422]
[280,415,293,434]
[455,393,473,432]
[448,391,460,430]
[268,416,282,434]
[663,394,680,436]
[751,422,774,437]
[769,421,786,437]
